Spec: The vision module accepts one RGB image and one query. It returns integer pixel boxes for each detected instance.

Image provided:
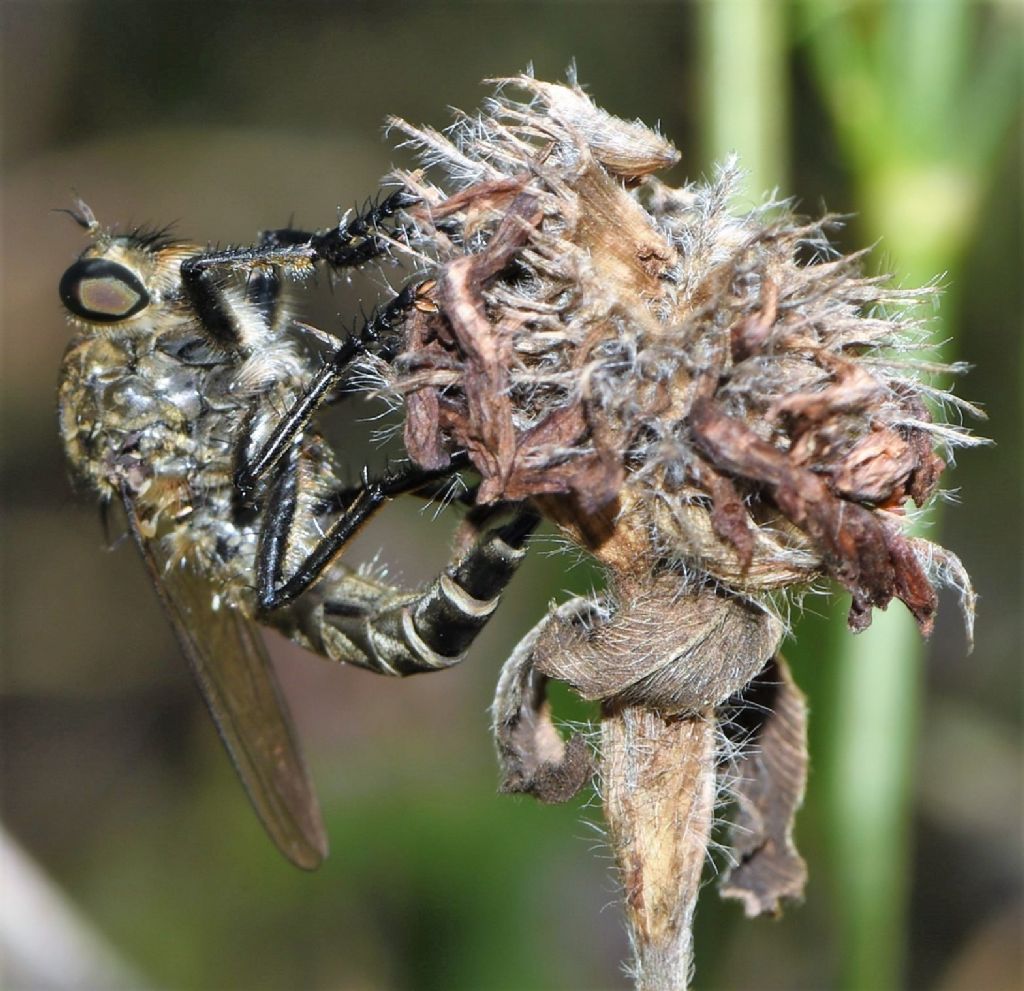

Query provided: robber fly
[57,197,538,868]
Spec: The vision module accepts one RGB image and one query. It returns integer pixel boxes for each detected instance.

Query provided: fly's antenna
[55,193,99,232]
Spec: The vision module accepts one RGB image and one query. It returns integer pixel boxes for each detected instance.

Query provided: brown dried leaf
[694,458,755,569]
[831,428,917,505]
[494,450,624,509]
[403,386,447,471]
[433,192,544,502]
[896,391,947,506]
[771,361,883,436]
[495,75,681,179]
[730,279,779,362]
[411,176,528,222]
[492,602,596,803]
[500,397,625,511]
[904,427,946,506]
[400,304,452,470]
[720,655,808,917]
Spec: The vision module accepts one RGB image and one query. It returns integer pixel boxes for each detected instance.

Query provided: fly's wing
[120,489,328,870]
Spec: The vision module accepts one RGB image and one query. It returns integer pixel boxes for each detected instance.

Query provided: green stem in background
[828,603,920,991]
[799,2,1018,988]
[698,0,789,198]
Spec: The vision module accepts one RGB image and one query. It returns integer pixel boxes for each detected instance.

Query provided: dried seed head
[381,76,980,643]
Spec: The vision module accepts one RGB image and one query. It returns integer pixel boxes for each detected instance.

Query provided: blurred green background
[1,2,1020,989]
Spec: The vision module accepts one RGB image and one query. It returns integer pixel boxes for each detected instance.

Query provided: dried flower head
[371,73,982,987]
[382,72,979,642]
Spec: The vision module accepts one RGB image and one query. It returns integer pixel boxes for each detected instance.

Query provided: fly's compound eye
[59,257,150,323]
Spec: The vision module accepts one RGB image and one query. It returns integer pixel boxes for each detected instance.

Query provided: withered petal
[830,428,917,505]
[690,398,939,634]
[403,387,450,471]
[770,361,883,436]
[694,457,755,569]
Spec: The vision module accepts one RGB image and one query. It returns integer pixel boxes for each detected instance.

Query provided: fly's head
[58,197,194,339]
[56,199,216,508]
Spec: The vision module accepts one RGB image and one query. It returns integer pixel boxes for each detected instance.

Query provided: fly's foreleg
[179,188,418,350]
[258,189,418,270]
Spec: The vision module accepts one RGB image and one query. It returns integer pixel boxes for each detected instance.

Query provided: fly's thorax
[57,212,357,616]
[58,330,223,504]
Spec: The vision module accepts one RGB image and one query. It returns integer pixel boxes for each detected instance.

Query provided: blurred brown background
[1,3,1020,989]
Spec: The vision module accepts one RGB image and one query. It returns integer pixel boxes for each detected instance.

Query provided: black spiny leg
[179,189,418,349]
[258,189,419,269]
[256,441,540,677]
[257,453,467,614]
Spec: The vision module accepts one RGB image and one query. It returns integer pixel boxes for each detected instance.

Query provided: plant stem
[601,706,718,991]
